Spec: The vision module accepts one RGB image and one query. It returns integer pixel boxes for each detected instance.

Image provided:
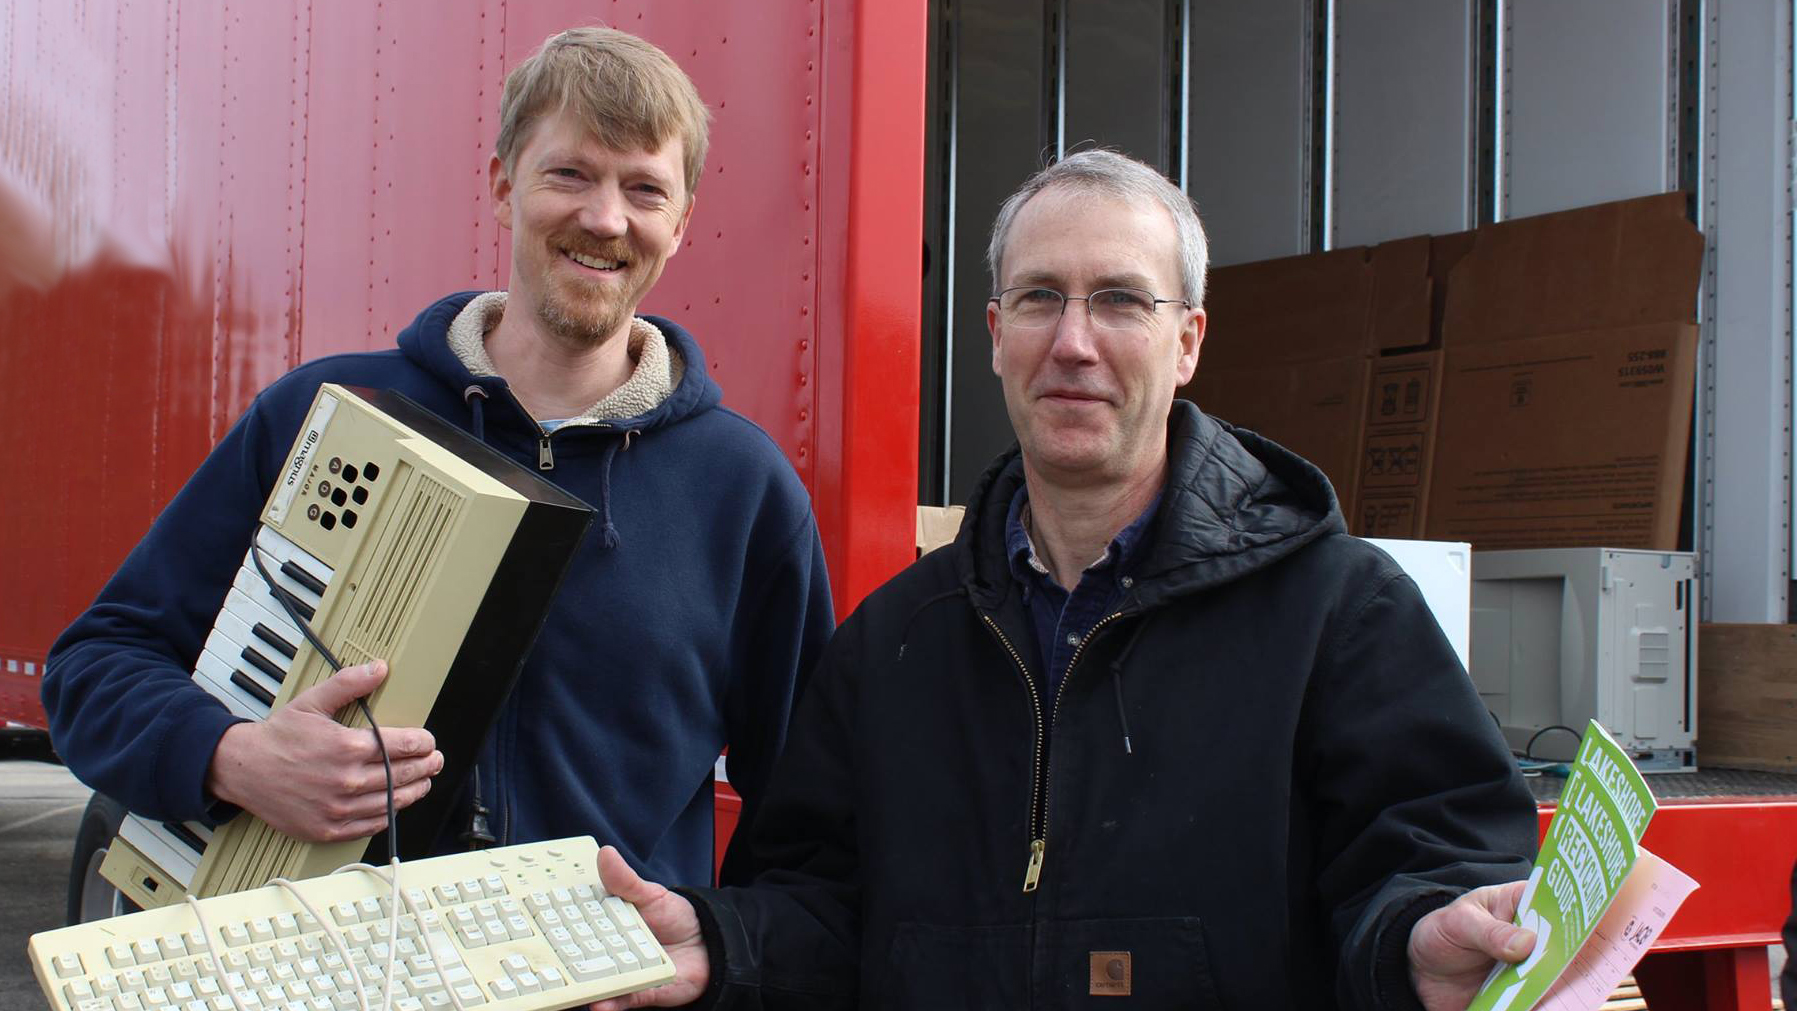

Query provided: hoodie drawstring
[1107,616,1155,755]
[463,385,489,442]
[596,437,624,550]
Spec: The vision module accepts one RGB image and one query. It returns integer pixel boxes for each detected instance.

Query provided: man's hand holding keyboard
[590,846,711,1009]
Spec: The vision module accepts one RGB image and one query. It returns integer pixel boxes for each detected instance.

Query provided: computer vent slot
[339,471,463,681]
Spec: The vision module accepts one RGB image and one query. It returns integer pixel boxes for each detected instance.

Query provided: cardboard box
[1186,192,1701,552]
[1695,623,1797,772]
[916,505,965,557]
[1426,324,1696,549]
[1425,193,1703,550]
[1183,235,1433,523]
[1190,356,1370,513]
[1356,351,1442,538]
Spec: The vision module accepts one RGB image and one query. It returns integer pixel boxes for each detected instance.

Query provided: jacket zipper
[979,609,1126,893]
[977,615,1047,892]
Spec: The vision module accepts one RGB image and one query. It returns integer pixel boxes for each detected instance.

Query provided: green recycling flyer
[1466,721,1663,1011]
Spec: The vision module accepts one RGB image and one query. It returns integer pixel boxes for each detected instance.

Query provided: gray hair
[986,149,1208,306]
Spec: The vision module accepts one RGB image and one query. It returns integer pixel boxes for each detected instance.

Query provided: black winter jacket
[683,402,1537,1009]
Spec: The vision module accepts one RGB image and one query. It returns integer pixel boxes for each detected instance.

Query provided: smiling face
[988,186,1205,489]
[491,107,694,348]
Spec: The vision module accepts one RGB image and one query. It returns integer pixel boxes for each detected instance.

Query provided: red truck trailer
[2,2,1791,1008]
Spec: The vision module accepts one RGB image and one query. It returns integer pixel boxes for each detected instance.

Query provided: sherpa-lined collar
[446,291,686,425]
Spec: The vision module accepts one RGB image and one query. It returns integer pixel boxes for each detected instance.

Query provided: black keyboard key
[228,671,276,708]
[252,622,298,659]
[240,646,286,684]
[280,560,328,597]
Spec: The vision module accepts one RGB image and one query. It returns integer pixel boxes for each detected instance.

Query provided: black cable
[250,541,398,862]
[1523,723,1581,762]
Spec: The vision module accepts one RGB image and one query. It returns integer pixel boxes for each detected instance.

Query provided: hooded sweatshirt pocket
[1040,916,1225,1010]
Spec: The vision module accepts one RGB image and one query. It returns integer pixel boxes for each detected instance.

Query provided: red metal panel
[291,0,382,357]
[812,0,926,612]
[358,1,506,350]
[1537,797,1797,948]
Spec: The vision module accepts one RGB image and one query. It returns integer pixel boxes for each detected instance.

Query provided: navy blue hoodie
[44,291,834,888]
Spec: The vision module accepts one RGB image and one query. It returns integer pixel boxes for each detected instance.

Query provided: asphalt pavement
[1,748,88,1010]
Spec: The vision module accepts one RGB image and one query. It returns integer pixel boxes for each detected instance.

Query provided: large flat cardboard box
[1426,324,1697,548]
[1426,193,1703,550]
[1696,623,1797,771]
[1188,192,1701,552]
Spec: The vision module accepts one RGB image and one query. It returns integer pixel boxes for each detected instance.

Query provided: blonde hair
[496,27,712,199]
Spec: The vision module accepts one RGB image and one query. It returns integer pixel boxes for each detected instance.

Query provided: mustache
[555,234,632,263]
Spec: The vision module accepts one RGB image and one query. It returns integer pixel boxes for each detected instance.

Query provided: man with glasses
[595,151,1539,1011]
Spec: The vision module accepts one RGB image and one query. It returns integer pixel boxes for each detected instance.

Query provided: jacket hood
[953,399,1344,609]
[395,290,724,437]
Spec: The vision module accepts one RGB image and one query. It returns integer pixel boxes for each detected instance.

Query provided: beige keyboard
[29,837,673,1011]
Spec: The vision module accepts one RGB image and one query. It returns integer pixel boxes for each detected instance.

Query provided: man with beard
[590,151,1539,1011]
[44,27,833,890]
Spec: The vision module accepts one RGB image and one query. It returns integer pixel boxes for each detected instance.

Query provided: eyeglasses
[989,286,1191,331]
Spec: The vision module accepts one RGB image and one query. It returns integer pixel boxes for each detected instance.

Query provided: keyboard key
[537,966,567,990]
[330,903,358,927]
[482,875,506,896]
[603,896,639,927]
[222,924,251,947]
[63,980,96,1003]
[450,983,484,1006]
[54,952,86,977]
[489,978,519,1000]
[432,882,461,905]
[135,939,162,963]
[515,971,542,993]
[567,956,617,981]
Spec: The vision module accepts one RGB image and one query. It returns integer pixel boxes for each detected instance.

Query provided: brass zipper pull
[1022,838,1046,892]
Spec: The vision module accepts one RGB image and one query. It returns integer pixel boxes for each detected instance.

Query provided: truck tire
[66,793,133,924]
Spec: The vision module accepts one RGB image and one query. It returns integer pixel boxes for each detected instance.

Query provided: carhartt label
[269,392,339,525]
[1089,951,1131,996]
